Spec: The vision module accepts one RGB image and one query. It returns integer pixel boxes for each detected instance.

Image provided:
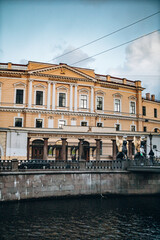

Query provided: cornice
[0,107,153,122]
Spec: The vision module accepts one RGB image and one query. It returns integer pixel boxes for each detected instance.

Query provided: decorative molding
[128,95,137,100]
[112,93,123,98]
[13,82,26,88]
[33,83,46,89]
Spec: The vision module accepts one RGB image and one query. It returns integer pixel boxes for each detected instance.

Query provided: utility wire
[49,10,160,62]
[71,29,160,65]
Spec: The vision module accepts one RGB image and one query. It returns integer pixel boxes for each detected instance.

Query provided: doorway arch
[83,141,90,161]
[32,139,44,159]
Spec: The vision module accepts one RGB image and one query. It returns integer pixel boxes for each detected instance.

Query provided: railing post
[12,159,18,171]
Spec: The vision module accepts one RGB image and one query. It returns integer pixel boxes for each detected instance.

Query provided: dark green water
[0,196,160,240]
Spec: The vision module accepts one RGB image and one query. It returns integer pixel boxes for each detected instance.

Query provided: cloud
[52,45,95,68]
[108,32,160,98]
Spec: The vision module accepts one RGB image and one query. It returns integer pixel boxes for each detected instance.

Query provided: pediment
[33,83,46,89]
[29,64,96,81]
[112,93,123,98]
[13,82,26,88]
[128,95,137,101]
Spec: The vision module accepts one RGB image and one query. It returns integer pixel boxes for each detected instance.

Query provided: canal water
[0,196,160,240]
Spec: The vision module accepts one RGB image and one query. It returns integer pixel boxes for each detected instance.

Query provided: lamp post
[149,133,154,164]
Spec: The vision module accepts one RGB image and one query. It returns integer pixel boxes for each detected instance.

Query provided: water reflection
[0,196,160,239]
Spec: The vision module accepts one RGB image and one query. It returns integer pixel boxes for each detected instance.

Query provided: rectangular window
[131,125,136,132]
[58,119,66,128]
[143,126,147,132]
[97,97,103,110]
[59,93,66,107]
[130,101,135,114]
[115,99,120,112]
[16,89,23,104]
[154,108,157,118]
[115,124,120,131]
[36,91,43,105]
[36,119,43,128]
[142,106,146,116]
[97,122,102,127]
[80,95,87,109]
[15,118,22,127]
[81,121,87,126]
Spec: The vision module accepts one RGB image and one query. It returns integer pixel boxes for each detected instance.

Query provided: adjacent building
[0,61,159,161]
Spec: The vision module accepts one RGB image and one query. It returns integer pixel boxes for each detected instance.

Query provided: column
[52,83,55,110]
[70,84,73,111]
[28,80,33,108]
[61,138,67,161]
[95,139,101,161]
[128,140,133,160]
[112,139,117,160]
[78,138,84,161]
[91,86,94,113]
[47,81,51,110]
[27,137,31,160]
[43,138,49,160]
[74,84,77,111]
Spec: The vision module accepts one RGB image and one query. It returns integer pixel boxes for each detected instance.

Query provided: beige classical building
[0,61,160,161]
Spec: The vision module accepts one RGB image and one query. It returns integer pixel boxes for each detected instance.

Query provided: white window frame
[114,98,121,112]
[130,101,136,115]
[14,117,23,127]
[35,118,44,128]
[14,82,26,107]
[58,119,67,128]
[79,94,88,109]
[80,120,88,126]
[97,122,103,127]
[115,123,121,131]
[58,92,67,107]
[34,84,46,108]
[96,96,104,111]
[130,124,136,132]
[56,86,68,109]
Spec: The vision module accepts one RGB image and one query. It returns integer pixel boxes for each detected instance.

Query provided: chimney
[146,93,150,100]
[151,94,155,101]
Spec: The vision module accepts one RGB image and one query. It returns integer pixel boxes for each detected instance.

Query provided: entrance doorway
[32,139,44,159]
[83,141,90,161]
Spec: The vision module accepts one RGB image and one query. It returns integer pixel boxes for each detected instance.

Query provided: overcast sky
[0,0,160,98]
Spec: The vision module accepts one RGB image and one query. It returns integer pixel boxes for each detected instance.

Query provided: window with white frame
[59,93,66,107]
[36,119,43,128]
[36,91,43,105]
[16,89,24,104]
[130,101,136,114]
[96,96,103,110]
[58,119,66,128]
[81,121,88,126]
[15,118,22,127]
[115,123,120,131]
[114,99,120,112]
[131,125,136,132]
[80,95,87,109]
[97,122,103,127]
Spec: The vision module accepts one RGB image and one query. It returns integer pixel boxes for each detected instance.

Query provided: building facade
[0,61,160,160]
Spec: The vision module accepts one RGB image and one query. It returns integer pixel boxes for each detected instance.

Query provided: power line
[49,10,160,62]
[71,29,160,66]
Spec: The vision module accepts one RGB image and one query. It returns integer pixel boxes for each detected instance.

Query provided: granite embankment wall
[0,171,160,201]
